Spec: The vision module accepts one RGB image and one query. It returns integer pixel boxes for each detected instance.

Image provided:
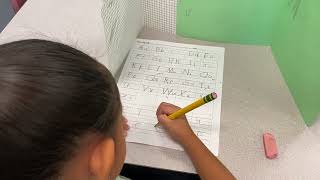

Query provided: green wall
[177,0,320,125]
[177,0,284,45]
[272,0,320,126]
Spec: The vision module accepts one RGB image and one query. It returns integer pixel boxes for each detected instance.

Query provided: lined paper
[118,39,224,155]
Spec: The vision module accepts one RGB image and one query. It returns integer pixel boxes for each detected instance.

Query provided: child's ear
[89,137,115,180]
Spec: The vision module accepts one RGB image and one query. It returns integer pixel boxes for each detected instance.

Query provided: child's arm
[156,103,235,180]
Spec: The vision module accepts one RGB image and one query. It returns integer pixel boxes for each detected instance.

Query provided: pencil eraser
[212,92,217,98]
[263,132,278,159]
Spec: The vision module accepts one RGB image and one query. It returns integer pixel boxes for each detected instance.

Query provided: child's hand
[157,103,236,180]
[156,102,196,146]
[122,116,130,137]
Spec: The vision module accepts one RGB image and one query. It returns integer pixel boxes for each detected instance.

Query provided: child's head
[0,40,126,180]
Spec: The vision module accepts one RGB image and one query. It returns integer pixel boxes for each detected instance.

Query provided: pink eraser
[263,132,278,159]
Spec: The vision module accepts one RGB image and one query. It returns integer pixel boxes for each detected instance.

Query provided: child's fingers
[121,115,130,131]
[156,102,180,116]
[156,102,169,116]
[157,114,171,127]
[122,116,128,122]
[124,123,130,130]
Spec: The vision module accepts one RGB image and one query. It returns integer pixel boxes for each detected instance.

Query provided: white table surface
[1,0,320,179]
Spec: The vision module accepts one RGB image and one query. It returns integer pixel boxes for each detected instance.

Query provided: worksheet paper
[118,39,224,155]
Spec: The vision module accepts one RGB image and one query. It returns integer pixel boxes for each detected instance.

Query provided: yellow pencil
[155,92,218,127]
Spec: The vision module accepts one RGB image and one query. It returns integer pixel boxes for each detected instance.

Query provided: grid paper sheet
[101,0,177,74]
[101,0,143,75]
[142,0,177,34]
[118,39,225,155]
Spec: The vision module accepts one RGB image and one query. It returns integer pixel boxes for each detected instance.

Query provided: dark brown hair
[0,39,121,180]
